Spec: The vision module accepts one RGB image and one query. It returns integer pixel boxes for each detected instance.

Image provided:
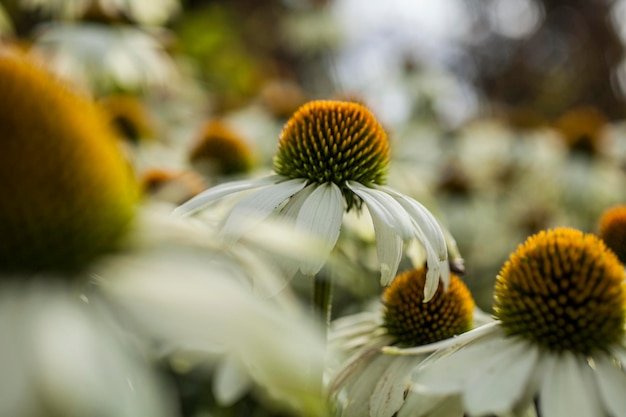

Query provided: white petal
[272,184,317,279]
[213,355,252,406]
[296,182,344,275]
[610,344,626,368]
[398,392,464,417]
[594,354,626,417]
[346,181,415,240]
[384,319,501,356]
[368,205,403,285]
[539,351,603,417]
[411,329,506,395]
[370,355,416,417]
[376,187,450,301]
[464,340,539,416]
[220,178,308,242]
[334,351,392,417]
[422,256,444,302]
[379,186,447,259]
[173,175,283,216]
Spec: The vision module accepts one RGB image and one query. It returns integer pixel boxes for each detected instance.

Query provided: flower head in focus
[597,204,626,265]
[328,267,479,417]
[175,100,450,300]
[402,228,626,417]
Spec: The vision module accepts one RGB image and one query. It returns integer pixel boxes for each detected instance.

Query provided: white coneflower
[390,228,626,417]
[328,267,479,417]
[175,100,450,301]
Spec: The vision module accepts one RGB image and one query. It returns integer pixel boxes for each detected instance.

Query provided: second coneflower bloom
[174,100,449,299]
[401,228,626,417]
[328,267,479,417]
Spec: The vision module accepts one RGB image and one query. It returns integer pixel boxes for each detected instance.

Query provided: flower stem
[312,272,333,331]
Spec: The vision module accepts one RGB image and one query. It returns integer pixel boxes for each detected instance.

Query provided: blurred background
[2,0,626,310]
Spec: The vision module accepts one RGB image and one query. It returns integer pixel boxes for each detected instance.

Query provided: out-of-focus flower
[140,168,206,205]
[597,204,626,265]
[0,281,176,417]
[96,205,334,416]
[328,267,481,417]
[396,228,626,417]
[175,100,450,300]
[188,119,255,179]
[553,106,610,156]
[0,49,137,275]
[99,94,156,143]
[0,49,332,416]
[31,23,178,94]
[258,79,308,119]
[0,4,13,36]
[18,0,180,26]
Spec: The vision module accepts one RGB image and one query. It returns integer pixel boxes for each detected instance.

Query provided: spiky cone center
[273,100,389,208]
[189,120,254,176]
[0,53,138,275]
[383,268,475,347]
[597,205,626,266]
[494,228,626,356]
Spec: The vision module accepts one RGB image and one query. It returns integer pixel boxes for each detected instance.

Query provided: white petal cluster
[31,23,178,94]
[175,176,449,300]
[19,0,180,25]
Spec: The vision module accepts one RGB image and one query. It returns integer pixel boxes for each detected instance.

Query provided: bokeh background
[3,0,626,311]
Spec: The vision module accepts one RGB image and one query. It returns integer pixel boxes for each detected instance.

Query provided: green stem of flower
[312,272,333,332]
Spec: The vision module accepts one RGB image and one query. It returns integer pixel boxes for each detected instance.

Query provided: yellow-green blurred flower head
[99,94,155,143]
[597,204,626,266]
[0,52,138,274]
[189,120,255,177]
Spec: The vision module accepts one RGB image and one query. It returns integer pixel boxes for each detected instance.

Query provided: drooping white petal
[272,184,318,279]
[593,354,626,417]
[368,204,403,285]
[464,340,539,416]
[370,355,417,417]
[296,182,344,275]
[423,255,445,302]
[173,175,283,216]
[346,181,415,240]
[379,186,447,257]
[338,353,396,417]
[410,329,507,394]
[539,351,603,417]
[213,354,253,406]
[220,178,308,242]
